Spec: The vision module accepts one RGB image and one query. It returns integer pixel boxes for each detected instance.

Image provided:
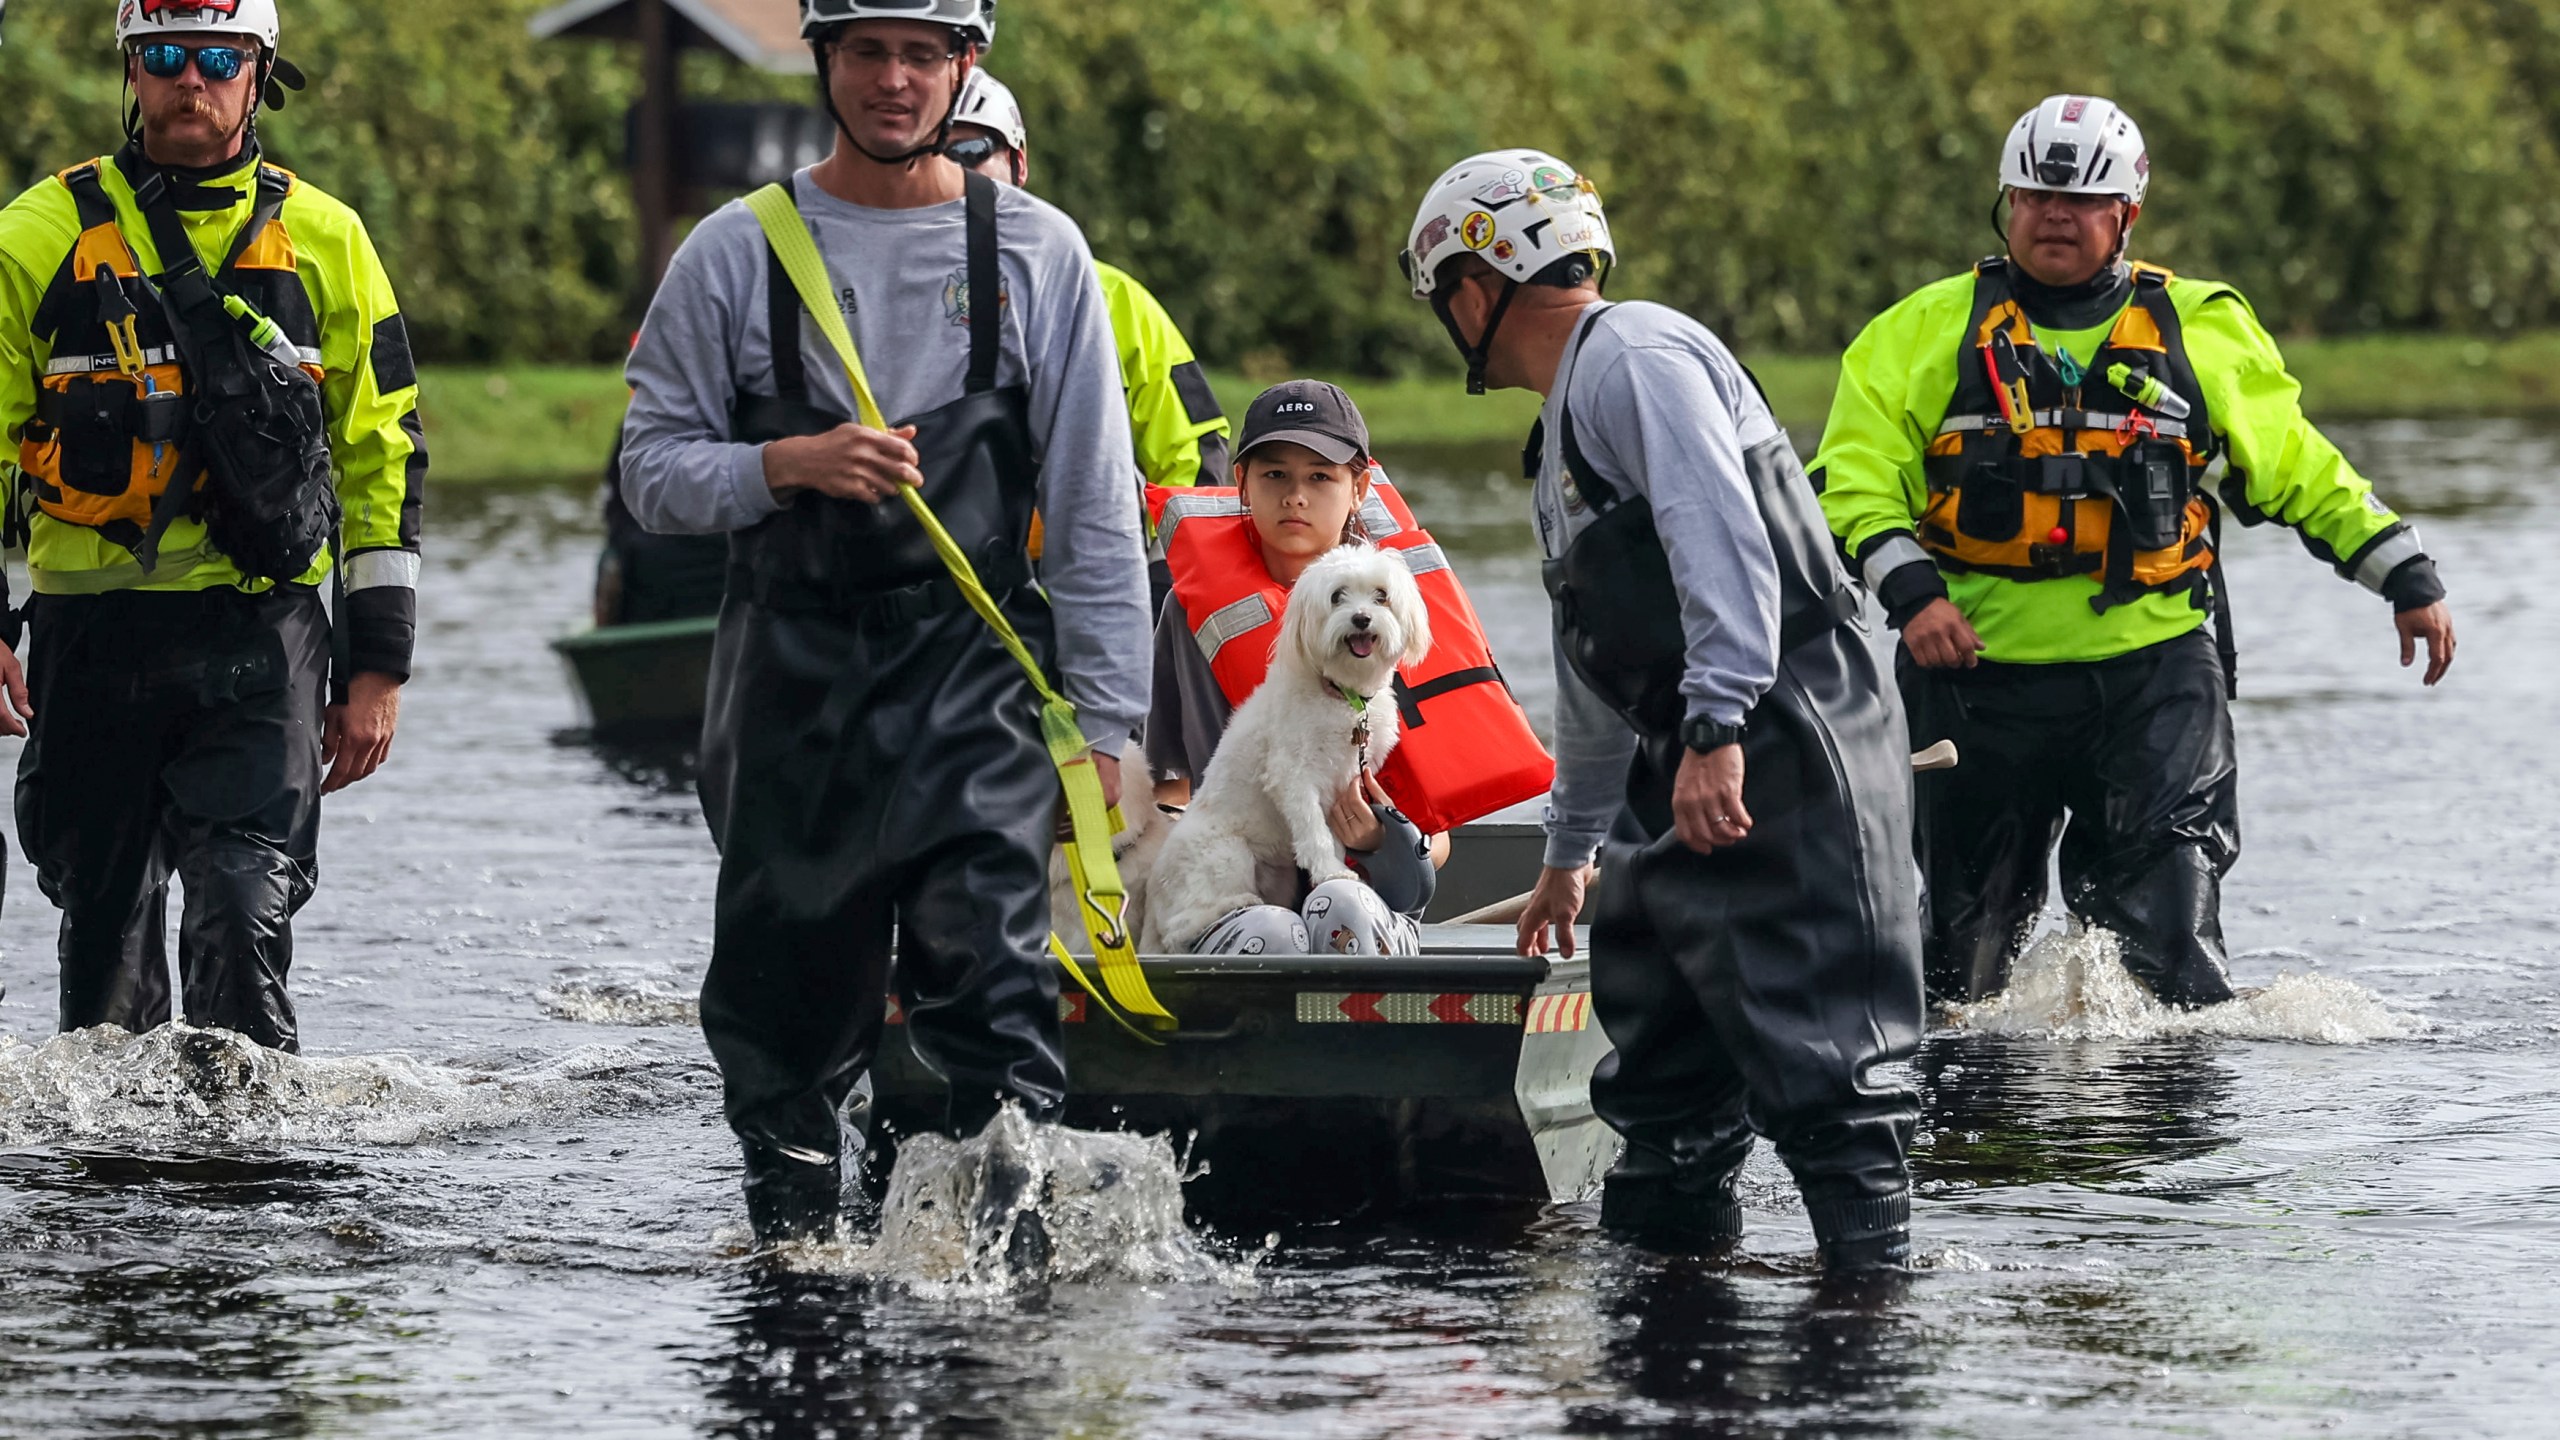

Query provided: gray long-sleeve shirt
[618,171,1150,747]
[1534,301,1784,869]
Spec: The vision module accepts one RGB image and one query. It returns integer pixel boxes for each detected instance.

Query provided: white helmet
[1401,148,1613,301]
[2000,94,2149,204]
[799,0,995,49]
[953,69,1025,152]
[116,0,279,52]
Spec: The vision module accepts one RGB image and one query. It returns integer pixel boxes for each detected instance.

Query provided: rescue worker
[589,67,1228,633]
[0,0,423,1051]
[948,68,1230,608]
[1402,151,1925,1270]
[619,0,1149,1243]
[1815,96,2457,1009]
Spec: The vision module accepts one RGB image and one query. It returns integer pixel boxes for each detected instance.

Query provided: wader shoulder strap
[739,180,1175,1036]
[964,169,999,395]
[1554,304,1620,510]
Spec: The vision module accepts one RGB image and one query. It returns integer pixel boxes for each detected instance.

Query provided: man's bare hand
[321,672,402,794]
[1517,863,1591,959]
[1092,749,1123,812]
[1672,743,1751,854]
[2396,601,2455,686]
[0,641,31,738]
[762,423,922,504]
[1902,597,1986,669]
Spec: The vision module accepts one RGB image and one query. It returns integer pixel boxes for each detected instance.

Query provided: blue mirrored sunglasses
[137,42,248,82]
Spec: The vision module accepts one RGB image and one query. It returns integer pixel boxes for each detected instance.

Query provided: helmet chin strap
[1431,276,1521,396]
[815,43,965,170]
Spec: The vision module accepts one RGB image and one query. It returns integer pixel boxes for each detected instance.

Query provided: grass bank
[419,329,2560,483]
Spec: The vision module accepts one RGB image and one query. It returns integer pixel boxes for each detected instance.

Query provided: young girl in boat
[1144,382,1442,955]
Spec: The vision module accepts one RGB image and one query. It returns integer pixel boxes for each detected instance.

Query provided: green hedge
[9,0,2560,371]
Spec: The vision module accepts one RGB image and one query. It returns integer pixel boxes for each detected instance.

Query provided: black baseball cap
[1236,380,1371,466]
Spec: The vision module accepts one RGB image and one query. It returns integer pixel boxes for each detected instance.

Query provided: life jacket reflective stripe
[19,157,319,559]
[1152,471,1554,833]
[1920,258,2220,611]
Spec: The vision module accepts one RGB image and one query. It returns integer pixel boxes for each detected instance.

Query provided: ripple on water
[0,1023,699,1147]
[772,1106,1258,1298]
[1950,924,2415,1044]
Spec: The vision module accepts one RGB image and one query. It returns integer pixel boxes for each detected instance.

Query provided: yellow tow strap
[745,184,1173,1038]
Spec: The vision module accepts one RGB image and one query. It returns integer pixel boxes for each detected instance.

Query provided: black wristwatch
[1680,715,1744,753]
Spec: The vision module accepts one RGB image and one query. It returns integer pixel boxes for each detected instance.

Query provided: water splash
[774,1106,1254,1296]
[1949,924,2412,1044]
[539,964,699,1026]
[0,1023,697,1147]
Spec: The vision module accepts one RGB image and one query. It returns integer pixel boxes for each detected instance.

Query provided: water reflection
[0,1248,410,1436]
[1913,1034,2238,1194]
[1566,1260,1928,1436]
[553,727,701,797]
[703,1269,1098,1440]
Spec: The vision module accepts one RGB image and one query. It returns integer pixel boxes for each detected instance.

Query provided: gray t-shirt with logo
[617,169,1149,747]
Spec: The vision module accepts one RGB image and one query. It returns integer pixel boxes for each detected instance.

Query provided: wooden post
[633,0,682,296]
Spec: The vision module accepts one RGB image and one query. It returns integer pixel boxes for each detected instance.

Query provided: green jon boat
[554,616,1618,1217]
[550,614,719,739]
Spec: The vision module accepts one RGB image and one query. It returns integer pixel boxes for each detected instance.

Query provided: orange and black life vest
[1151,472,1554,834]
[1922,258,2220,611]
[18,156,319,565]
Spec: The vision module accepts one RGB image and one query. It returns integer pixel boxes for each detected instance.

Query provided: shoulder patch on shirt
[1170,360,1223,425]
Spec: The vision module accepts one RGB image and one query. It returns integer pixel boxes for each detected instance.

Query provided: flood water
[0,417,2553,1436]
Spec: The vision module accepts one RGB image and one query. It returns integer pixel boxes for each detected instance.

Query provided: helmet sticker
[1415,214,1452,258]
[1459,211,1497,251]
[1550,219,1601,252]
[1489,238,1516,263]
[2061,96,2088,124]
[140,0,245,16]
[1473,169,1529,205]
[1529,165,1576,196]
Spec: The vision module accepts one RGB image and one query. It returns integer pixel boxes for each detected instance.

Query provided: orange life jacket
[19,157,321,562]
[1921,258,2220,611]
[1151,471,1554,833]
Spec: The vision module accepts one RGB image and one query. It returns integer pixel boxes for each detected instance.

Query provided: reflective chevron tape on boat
[1295,992,1522,1024]
[1523,991,1593,1034]
[887,994,1087,1024]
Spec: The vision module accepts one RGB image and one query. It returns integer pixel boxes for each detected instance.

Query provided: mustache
[149,93,230,122]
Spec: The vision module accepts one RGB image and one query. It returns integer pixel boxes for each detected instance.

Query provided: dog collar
[1326,680,1376,769]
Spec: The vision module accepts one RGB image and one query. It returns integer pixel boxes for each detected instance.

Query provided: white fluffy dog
[1141,544,1432,953]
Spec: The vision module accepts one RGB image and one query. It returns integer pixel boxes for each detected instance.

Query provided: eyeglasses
[832,37,960,72]
[943,134,1009,170]
[135,43,249,82]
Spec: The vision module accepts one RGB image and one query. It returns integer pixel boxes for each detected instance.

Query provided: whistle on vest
[2105,361,2192,422]
[1982,332,2034,435]
[94,264,147,379]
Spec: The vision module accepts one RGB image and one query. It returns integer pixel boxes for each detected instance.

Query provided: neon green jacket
[0,148,423,677]
[1097,261,1228,493]
[1816,266,2422,663]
